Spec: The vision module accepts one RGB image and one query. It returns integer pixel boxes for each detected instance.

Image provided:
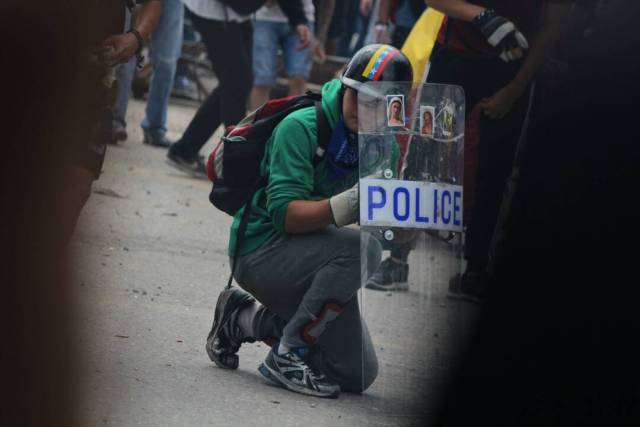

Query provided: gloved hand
[329,183,359,227]
[472,9,529,62]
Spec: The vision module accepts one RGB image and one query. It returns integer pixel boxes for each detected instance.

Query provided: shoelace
[289,352,325,381]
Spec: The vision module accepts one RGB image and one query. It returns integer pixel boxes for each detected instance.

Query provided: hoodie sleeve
[264,114,317,232]
[277,0,308,27]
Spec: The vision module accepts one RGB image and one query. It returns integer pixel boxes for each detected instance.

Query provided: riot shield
[358,81,470,421]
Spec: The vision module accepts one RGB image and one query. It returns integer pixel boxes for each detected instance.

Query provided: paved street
[71,97,477,427]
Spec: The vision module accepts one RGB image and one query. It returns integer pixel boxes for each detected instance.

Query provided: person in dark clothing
[430,1,640,424]
[374,0,427,48]
[367,0,568,296]
[167,0,309,178]
[62,0,161,244]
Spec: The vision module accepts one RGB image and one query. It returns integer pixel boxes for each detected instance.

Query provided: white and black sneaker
[258,346,340,398]
[206,287,256,369]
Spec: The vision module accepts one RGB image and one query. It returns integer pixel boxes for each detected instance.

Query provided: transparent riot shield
[358,81,470,422]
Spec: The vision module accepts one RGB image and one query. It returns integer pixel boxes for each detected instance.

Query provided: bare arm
[510,1,573,89]
[131,0,162,39]
[315,0,336,45]
[284,200,334,233]
[479,0,574,119]
[377,0,391,23]
[312,0,336,62]
[425,0,485,22]
[100,0,161,66]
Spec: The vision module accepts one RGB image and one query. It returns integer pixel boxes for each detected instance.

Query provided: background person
[167,0,309,177]
[140,0,185,147]
[374,0,427,48]
[368,0,567,296]
[63,0,162,243]
[249,0,313,110]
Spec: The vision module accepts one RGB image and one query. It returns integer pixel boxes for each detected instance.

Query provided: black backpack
[205,91,331,288]
[206,91,330,215]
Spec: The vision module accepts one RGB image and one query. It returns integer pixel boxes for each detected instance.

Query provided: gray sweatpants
[233,226,382,393]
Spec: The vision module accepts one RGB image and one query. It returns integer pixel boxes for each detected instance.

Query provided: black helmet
[341,44,413,93]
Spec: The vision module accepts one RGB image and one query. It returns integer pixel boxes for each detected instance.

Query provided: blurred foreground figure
[62,0,161,245]
[1,1,159,425]
[431,0,640,425]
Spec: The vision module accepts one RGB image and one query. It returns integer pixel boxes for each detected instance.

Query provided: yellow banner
[401,8,445,84]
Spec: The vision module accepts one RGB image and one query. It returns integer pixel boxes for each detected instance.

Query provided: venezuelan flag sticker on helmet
[341,44,413,95]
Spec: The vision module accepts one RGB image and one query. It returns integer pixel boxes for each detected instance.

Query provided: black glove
[472,9,529,62]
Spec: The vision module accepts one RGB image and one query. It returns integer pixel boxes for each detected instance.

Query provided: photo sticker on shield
[386,95,405,128]
[419,105,435,137]
[442,103,454,137]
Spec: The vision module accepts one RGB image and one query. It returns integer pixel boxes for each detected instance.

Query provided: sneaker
[112,122,128,143]
[447,270,487,303]
[365,257,409,291]
[206,287,256,369]
[166,143,207,179]
[258,346,340,398]
[143,131,172,148]
[171,76,199,100]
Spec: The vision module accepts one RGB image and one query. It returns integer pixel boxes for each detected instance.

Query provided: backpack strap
[313,101,330,165]
[227,97,327,289]
[227,176,267,289]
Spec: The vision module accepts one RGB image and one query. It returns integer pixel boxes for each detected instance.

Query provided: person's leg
[171,18,252,158]
[249,20,278,110]
[282,21,313,96]
[112,8,136,141]
[112,57,136,140]
[233,227,381,392]
[141,0,184,146]
[463,90,529,273]
[368,47,480,293]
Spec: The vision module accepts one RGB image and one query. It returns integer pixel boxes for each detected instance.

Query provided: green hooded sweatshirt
[228,79,397,257]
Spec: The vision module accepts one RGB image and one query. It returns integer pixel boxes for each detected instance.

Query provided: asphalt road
[72,98,477,426]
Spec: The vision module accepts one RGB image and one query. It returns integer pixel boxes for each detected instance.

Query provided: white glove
[473,9,529,62]
[329,183,359,227]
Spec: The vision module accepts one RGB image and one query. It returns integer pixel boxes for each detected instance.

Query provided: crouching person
[206,44,413,398]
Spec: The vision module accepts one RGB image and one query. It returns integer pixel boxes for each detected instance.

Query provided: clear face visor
[356,81,473,421]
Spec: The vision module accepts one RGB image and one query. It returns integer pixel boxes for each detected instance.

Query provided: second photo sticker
[419,105,435,137]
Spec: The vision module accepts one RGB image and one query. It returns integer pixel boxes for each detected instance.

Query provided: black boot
[206,287,256,369]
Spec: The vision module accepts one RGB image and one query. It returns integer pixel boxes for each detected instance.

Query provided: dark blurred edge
[0,1,101,425]
[427,1,640,426]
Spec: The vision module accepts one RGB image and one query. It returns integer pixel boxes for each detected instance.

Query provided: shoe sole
[165,158,207,179]
[205,289,254,369]
[143,140,171,148]
[258,362,340,399]
[446,291,482,304]
[364,281,410,292]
